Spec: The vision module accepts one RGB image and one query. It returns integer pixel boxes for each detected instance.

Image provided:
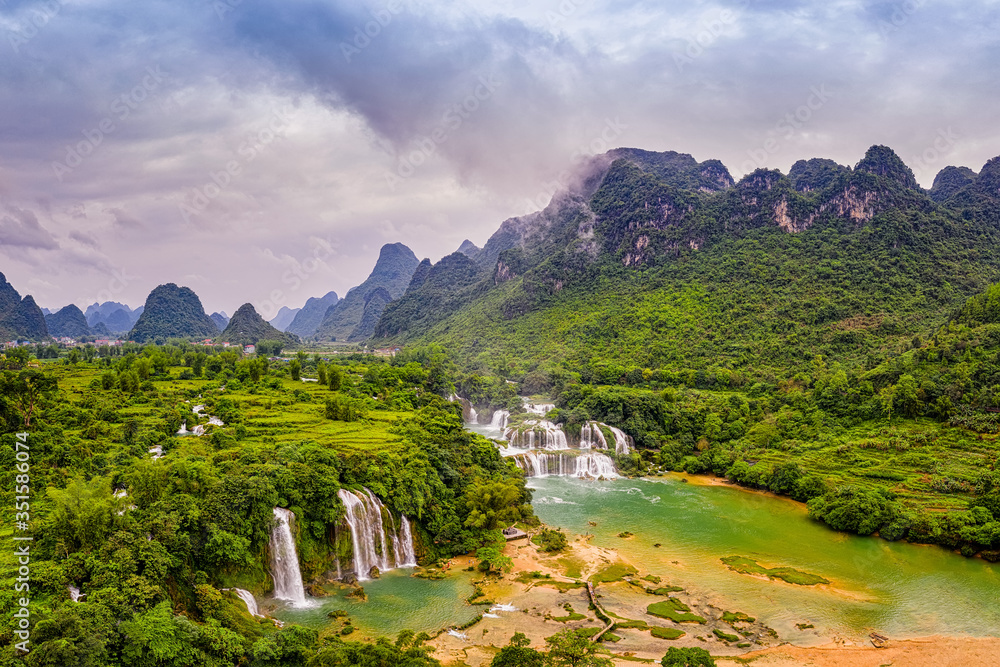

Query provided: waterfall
[450,395,479,424]
[68,585,84,602]
[398,515,418,567]
[574,453,618,478]
[228,588,262,617]
[176,421,189,435]
[505,420,568,450]
[512,452,617,479]
[579,422,609,450]
[608,426,632,455]
[338,488,417,580]
[490,410,510,429]
[523,400,556,416]
[270,508,308,606]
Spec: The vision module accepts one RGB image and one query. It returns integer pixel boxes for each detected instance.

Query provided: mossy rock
[721,556,829,586]
[651,627,685,640]
[713,628,740,642]
[722,611,755,624]
[647,601,706,624]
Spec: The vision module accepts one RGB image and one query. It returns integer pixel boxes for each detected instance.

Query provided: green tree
[463,478,522,531]
[661,646,716,667]
[0,369,58,427]
[476,545,512,574]
[545,629,613,667]
[328,365,344,391]
[490,633,544,667]
[289,359,302,381]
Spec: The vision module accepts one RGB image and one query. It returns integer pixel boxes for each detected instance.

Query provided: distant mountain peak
[45,304,91,338]
[457,239,481,259]
[219,303,298,346]
[854,145,919,190]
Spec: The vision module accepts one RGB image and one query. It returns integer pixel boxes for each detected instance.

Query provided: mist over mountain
[369,145,1000,381]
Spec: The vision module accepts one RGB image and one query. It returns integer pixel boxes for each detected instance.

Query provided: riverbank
[429,525,782,665]
[429,525,1000,667]
[718,636,1000,667]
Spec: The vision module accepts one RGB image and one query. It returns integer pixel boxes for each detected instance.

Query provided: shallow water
[272,568,480,639]
[529,475,1000,643]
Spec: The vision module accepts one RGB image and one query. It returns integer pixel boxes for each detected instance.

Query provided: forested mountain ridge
[372,145,1000,385]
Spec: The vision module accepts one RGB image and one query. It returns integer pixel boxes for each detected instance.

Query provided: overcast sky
[1,0,997,317]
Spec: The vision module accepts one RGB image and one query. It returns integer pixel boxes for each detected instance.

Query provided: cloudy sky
[1,0,997,317]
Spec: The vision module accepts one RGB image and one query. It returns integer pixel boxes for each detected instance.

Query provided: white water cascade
[489,410,510,429]
[608,425,632,455]
[270,508,308,606]
[338,488,417,581]
[523,400,556,416]
[227,588,262,617]
[504,420,569,450]
[579,422,609,450]
[512,452,617,479]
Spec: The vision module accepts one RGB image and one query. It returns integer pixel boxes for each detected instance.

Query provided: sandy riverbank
[718,636,1000,667]
[428,529,1000,667]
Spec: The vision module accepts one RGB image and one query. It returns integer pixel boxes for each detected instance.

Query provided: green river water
[529,475,1000,643]
[274,473,999,642]
[273,567,479,639]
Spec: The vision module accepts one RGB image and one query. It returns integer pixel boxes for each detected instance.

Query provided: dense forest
[0,343,535,666]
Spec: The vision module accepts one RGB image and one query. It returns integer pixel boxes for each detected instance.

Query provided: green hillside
[373,146,1000,385]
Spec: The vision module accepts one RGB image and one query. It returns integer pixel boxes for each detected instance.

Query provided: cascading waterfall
[490,410,510,429]
[338,488,417,580]
[608,425,632,455]
[579,422,609,450]
[228,588,262,617]
[523,400,556,416]
[270,508,308,606]
[511,452,617,479]
[450,394,480,424]
[505,420,568,450]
